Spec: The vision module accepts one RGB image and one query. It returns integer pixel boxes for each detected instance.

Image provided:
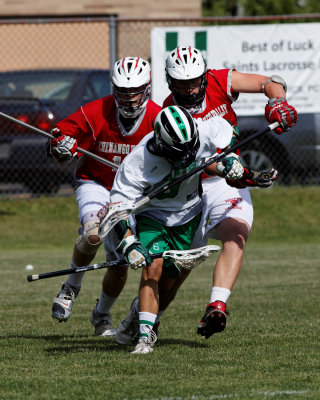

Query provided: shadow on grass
[0,209,15,216]
[44,338,208,354]
[1,334,208,353]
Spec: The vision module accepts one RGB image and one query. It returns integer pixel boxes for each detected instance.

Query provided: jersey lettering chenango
[56,95,161,190]
[163,69,238,125]
[98,141,135,155]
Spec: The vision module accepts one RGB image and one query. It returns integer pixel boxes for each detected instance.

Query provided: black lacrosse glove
[226,167,278,188]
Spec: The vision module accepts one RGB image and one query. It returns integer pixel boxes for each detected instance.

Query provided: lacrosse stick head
[163,245,220,271]
[98,202,134,239]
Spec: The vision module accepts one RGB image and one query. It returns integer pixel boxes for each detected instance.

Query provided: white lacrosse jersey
[110,116,232,226]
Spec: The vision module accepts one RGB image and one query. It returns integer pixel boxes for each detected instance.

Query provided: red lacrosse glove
[48,128,78,162]
[265,97,297,135]
[226,167,278,189]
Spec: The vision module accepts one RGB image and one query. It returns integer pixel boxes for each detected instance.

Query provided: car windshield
[0,71,80,100]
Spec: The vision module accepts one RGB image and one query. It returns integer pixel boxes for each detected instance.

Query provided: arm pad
[262,75,287,93]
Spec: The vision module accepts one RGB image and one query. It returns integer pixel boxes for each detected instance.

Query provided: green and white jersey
[110,116,232,226]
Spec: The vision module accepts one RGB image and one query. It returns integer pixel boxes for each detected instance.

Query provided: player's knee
[223,235,247,255]
[218,218,250,249]
[144,259,162,281]
[234,224,250,247]
[75,220,102,255]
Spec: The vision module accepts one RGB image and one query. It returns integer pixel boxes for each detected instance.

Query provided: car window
[88,74,110,98]
[84,84,97,100]
[0,73,79,100]
[43,81,74,100]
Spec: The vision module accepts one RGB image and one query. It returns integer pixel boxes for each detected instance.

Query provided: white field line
[124,389,317,400]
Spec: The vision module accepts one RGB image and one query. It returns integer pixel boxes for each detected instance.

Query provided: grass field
[0,186,319,400]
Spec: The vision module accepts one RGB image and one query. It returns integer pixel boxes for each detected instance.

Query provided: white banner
[151,23,320,115]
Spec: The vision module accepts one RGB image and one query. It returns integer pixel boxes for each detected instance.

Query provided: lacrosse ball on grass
[25,264,34,271]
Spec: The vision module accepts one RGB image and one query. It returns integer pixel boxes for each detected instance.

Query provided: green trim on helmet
[168,106,188,141]
[154,121,161,136]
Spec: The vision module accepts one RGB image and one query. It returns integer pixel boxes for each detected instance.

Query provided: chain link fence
[0,16,319,196]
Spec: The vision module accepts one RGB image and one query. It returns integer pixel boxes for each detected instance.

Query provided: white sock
[96,289,117,314]
[210,286,231,304]
[139,312,157,338]
[66,259,84,288]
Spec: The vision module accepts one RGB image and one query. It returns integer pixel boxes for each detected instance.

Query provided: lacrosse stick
[0,111,118,169]
[26,245,220,282]
[99,122,280,238]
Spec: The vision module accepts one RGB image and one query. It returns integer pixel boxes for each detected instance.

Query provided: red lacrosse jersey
[56,95,161,190]
[163,69,238,126]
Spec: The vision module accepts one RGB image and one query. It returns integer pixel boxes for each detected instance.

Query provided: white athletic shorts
[192,177,253,247]
[75,179,127,261]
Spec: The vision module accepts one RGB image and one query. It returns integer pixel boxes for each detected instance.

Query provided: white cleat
[90,304,116,336]
[52,283,80,322]
[115,297,139,345]
[131,331,157,354]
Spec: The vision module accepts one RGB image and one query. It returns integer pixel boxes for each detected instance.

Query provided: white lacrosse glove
[49,129,78,162]
[118,235,152,270]
[216,152,244,180]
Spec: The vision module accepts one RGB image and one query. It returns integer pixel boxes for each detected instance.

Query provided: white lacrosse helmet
[112,57,151,118]
[165,46,208,107]
[148,105,200,168]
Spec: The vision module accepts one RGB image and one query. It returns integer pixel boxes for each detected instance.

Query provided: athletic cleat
[131,331,157,354]
[90,302,116,336]
[52,283,80,322]
[115,296,139,345]
[197,301,229,339]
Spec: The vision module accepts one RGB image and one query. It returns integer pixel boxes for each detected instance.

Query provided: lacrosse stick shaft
[27,245,220,282]
[27,253,164,282]
[0,111,118,169]
[99,122,279,237]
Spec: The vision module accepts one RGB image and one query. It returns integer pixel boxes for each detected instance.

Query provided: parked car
[237,113,319,185]
[0,68,111,193]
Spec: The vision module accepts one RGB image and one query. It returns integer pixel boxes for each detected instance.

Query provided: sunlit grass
[0,187,319,400]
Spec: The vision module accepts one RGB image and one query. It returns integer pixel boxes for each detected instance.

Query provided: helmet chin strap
[119,113,138,130]
[146,138,163,157]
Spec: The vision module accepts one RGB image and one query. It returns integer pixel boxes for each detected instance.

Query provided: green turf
[0,186,319,400]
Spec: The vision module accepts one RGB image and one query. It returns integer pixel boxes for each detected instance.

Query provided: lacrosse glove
[216,152,244,180]
[48,128,78,162]
[118,235,152,270]
[226,167,278,188]
[265,97,297,135]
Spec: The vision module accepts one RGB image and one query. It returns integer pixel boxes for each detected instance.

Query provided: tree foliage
[202,0,320,17]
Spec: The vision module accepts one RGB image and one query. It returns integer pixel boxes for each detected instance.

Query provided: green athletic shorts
[136,213,202,279]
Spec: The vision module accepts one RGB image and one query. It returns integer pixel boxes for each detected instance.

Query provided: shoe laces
[140,330,157,346]
[93,307,111,325]
[60,283,77,301]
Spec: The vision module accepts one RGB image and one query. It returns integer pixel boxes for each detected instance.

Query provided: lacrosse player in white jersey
[109,105,248,354]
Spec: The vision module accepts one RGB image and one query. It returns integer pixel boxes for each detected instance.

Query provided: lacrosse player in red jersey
[159,46,297,339]
[48,57,161,335]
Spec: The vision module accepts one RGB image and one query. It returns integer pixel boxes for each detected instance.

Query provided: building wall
[0,0,201,18]
[0,1,201,72]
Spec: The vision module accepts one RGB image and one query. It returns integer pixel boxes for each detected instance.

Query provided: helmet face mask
[112,57,151,118]
[166,46,208,108]
[152,106,200,168]
[113,84,151,119]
